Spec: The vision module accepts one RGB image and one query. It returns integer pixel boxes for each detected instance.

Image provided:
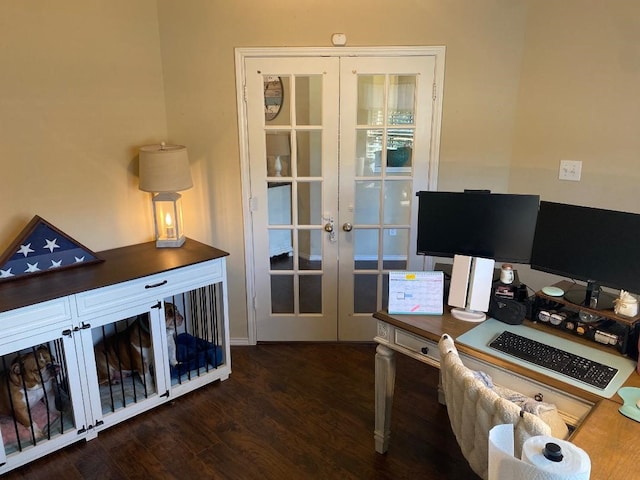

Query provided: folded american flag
[0,216,102,281]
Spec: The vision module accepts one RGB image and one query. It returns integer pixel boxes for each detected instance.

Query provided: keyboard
[489,330,618,390]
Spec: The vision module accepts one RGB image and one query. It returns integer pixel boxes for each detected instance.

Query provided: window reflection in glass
[388,75,416,125]
[357,75,385,126]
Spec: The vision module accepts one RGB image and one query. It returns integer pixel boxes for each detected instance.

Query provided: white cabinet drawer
[0,297,72,347]
[75,258,223,317]
[395,329,441,363]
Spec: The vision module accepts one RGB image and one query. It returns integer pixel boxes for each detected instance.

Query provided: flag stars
[74,256,85,263]
[49,259,63,269]
[25,262,40,273]
[44,238,60,253]
[17,243,34,257]
[0,268,14,278]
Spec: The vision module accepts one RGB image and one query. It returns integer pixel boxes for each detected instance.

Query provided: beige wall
[1,1,638,341]
[509,0,640,287]
[0,1,167,253]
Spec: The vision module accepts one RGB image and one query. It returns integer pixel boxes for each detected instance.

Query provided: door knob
[342,222,353,232]
[324,222,334,233]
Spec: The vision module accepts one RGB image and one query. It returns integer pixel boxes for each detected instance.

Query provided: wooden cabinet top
[0,238,228,313]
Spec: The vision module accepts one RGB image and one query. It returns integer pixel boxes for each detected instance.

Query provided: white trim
[234,49,258,345]
[235,46,445,346]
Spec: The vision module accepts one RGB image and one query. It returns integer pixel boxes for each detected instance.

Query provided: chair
[438,333,566,480]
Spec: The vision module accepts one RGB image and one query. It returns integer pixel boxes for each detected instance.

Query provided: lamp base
[156,236,186,248]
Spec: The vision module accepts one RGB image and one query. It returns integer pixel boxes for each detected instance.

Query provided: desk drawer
[459,352,593,427]
[395,329,441,363]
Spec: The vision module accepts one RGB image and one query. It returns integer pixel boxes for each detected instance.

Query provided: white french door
[238,48,444,342]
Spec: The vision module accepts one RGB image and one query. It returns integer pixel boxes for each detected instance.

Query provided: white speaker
[448,254,472,308]
[448,254,495,322]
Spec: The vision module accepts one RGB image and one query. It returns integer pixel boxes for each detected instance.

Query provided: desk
[373,309,640,479]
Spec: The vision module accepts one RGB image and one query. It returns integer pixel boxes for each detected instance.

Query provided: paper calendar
[388,271,444,315]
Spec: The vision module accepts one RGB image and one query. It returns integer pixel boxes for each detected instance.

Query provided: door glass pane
[354,274,377,313]
[297,130,322,177]
[354,229,378,270]
[271,275,294,313]
[383,228,408,270]
[295,75,322,126]
[266,132,291,177]
[299,229,322,270]
[297,181,322,225]
[388,75,416,125]
[357,75,385,126]
[386,129,413,176]
[269,230,293,267]
[267,183,292,225]
[264,75,290,126]
[300,275,322,313]
[383,180,412,225]
[356,129,382,178]
[354,180,380,224]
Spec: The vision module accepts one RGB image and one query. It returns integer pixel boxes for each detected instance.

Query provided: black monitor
[530,201,640,309]
[416,191,540,263]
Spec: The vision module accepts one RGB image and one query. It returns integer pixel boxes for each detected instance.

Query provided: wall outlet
[559,160,582,181]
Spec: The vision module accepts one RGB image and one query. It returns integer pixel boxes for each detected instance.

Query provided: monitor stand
[563,281,615,310]
[450,307,486,323]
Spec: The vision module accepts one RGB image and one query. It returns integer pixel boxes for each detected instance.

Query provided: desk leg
[374,343,396,454]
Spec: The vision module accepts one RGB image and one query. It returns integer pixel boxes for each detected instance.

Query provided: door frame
[235,46,446,345]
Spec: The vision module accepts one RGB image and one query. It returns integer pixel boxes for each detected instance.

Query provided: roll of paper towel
[488,424,591,480]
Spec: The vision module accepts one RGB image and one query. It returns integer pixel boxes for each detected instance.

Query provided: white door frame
[235,46,446,345]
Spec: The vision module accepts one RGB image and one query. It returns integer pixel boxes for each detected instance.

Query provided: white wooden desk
[372,309,640,479]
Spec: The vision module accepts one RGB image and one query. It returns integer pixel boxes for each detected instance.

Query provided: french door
[238,48,444,342]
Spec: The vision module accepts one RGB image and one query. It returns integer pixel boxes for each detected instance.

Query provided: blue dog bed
[170,333,224,379]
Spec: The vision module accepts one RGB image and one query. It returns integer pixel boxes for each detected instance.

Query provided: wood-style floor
[3,344,478,479]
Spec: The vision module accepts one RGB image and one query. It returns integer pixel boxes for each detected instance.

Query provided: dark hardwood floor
[3,344,478,479]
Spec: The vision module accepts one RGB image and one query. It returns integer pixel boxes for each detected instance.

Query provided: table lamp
[139,142,193,247]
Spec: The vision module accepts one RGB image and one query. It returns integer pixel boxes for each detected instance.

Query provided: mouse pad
[618,386,640,422]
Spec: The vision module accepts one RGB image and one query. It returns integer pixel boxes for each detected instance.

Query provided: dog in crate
[0,346,60,439]
[94,302,184,387]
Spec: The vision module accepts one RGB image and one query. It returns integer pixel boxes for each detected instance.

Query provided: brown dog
[94,302,184,387]
[0,346,59,439]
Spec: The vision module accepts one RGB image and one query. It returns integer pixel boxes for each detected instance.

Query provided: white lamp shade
[139,143,193,192]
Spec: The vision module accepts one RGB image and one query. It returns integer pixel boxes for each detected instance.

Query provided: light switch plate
[559,160,582,181]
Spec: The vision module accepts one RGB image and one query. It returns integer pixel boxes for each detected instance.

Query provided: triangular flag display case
[0,215,103,282]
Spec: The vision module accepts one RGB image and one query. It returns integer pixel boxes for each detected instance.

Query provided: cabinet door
[80,302,170,431]
[162,281,231,396]
[0,329,86,472]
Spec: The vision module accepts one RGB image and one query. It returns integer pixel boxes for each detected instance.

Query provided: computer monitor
[530,201,640,309]
[416,191,540,263]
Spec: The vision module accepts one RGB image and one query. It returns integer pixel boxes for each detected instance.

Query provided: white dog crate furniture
[0,239,230,474]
